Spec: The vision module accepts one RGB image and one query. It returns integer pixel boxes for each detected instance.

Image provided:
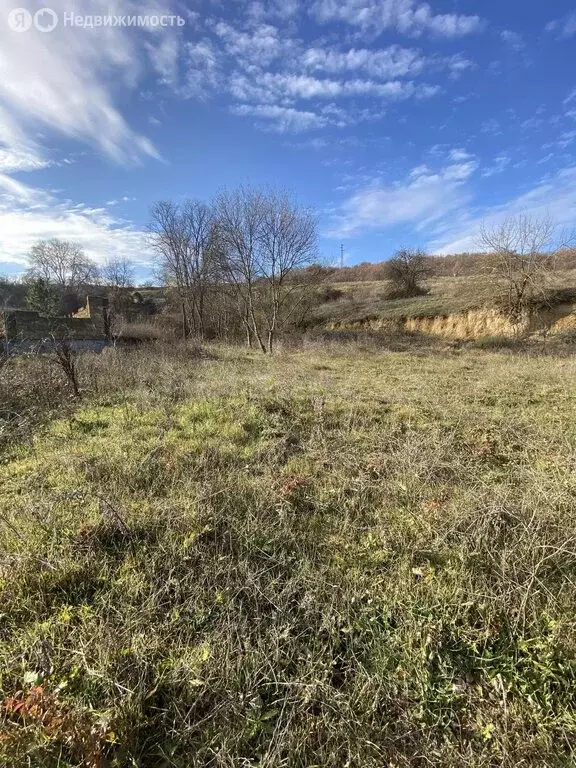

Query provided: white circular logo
[34,7,58,32]
[8,8,33,32]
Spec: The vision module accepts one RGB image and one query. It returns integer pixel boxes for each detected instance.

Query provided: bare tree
[258,190,317,352]
[27,239,98,290]
[215,187,266,350]
[383,248,431,299]
[215,186,318,353]
[479,214,569,325]
[102,256,135,289]
[148,200,217,338]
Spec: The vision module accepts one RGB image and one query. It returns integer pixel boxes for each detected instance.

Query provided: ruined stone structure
[1,295,110,344]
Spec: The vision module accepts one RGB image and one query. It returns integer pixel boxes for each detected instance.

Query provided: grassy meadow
[2,338,576,766]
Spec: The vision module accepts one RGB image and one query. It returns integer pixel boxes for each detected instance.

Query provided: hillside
[308,270,576,337]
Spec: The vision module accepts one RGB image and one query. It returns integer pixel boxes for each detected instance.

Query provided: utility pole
[340,243,344,269]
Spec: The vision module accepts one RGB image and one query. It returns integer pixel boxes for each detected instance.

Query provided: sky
[1,0,576,279]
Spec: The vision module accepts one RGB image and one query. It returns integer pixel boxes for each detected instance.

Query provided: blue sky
[1,0,576,278]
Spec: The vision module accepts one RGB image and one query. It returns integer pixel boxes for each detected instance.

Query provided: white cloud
[0,0,173,166]
[330,161,576,254]
[0,148,52,173]
[546,12,576,38]
[448,148,474,163]
[481,118,502,135]
[0,178,151,268]
[213,21,293,67]
[311,0,483,38]
[500,30,525,51]
[182,39,223,99]
[301,45,473,80]
[432,167,576,253]
[482,153,511,177]
[147,35,181,86]
[557,131,576,150]
[246,0,300,21]
[327,160,478,237]
[231,104,329,132]
[231,71,439,103]
[301,45,426,79]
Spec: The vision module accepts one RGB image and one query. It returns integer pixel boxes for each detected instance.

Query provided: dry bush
[383,248,431,299]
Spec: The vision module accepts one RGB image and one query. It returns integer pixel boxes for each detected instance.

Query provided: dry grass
[309,270,576,332]
[2,340,576,766]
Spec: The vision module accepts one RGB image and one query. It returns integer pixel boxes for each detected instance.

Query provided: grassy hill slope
[309,270,576,333]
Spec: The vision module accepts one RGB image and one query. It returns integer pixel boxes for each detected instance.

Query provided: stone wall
[1,296,109,343]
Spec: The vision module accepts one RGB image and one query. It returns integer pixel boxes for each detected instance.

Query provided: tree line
[2,196,574,347]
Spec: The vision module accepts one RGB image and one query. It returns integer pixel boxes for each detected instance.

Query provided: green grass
[2,342,576,766]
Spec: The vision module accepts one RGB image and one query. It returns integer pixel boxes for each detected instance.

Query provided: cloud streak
[311,0,483,38]
[328,159,478,237]
[0,0,187,166]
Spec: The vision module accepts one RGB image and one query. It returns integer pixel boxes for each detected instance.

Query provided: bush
[383,248,431,299]
[316,286,344,303]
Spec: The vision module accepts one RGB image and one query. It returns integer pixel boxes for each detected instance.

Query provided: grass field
[2,340,576,766]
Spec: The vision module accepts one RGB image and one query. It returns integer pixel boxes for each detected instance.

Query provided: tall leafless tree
[27,239,98,290]
[148,200,217,338]
[215,187,267,350]
[102,256,135,289]
[26,239,99,315]
[215,186,318,353]
[258,190,317,352]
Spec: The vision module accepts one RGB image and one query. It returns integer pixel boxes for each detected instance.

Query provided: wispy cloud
[169,4,477,134]
[213,21,294,67]
[311,0,483,38]
[500,30,525,51]
[481,153,511,177]
[432,167,576,253]
[231,104,329,132]
[301,45,472,80]
[546,12,576,38]
[0,148,52,174]
[181,39,223,99]
[301,45,427,79]
[231,72,439,102]
[0,177,151,267]
[0,0,193,167]
[327,159,478,237]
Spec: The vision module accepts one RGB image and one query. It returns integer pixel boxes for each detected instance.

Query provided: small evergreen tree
[25,278,60,317]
